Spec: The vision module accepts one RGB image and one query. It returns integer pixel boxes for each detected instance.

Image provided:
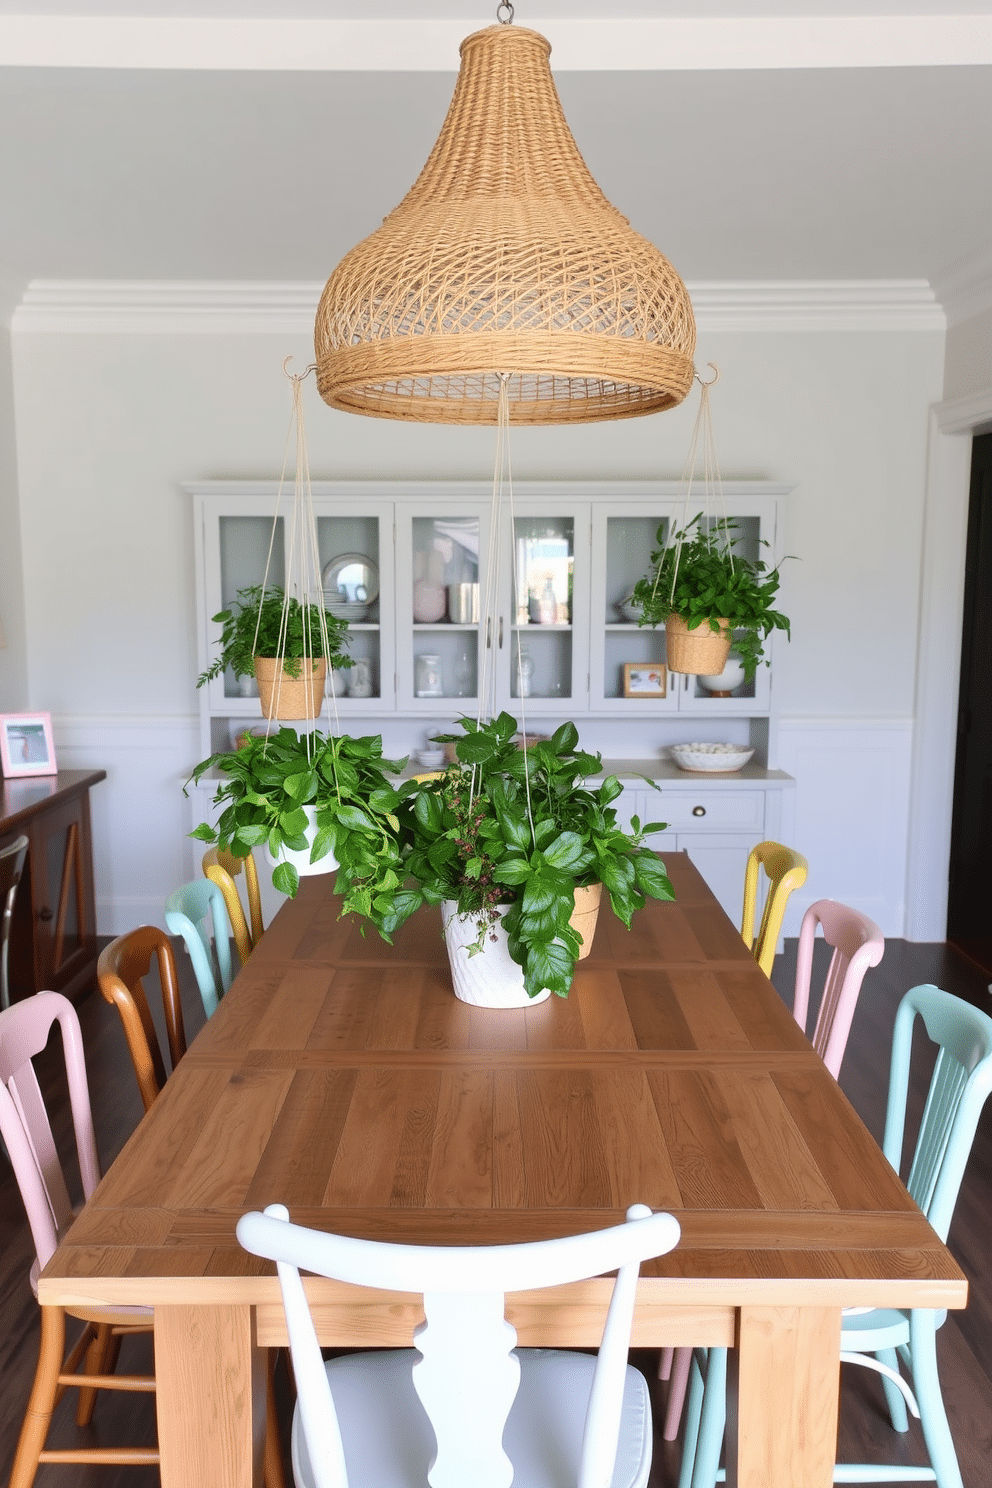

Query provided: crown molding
[10,278,946,335]
[0,15,989,71]
[934,386,992,436]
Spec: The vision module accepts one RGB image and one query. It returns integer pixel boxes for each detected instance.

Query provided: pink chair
[659,899,885,1440]
[0,991,157,1488]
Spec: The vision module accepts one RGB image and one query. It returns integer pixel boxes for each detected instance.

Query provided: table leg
[726,1305,841,1488]
[155,1304,266,1487]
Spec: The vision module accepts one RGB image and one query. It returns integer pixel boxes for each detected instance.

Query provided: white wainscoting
[55,712,915,943]
[777,716,913,938]
[53,712,200,935]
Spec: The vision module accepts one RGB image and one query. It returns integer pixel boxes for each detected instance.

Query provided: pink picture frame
[0,712,58,777]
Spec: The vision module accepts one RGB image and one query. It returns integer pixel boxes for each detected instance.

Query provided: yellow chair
[202,846,264,967]
[740,840,808,977]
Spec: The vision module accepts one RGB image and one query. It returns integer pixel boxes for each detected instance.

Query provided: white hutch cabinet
[186,480,794,923]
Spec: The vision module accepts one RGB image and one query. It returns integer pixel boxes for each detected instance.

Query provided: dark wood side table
[0,768,106,1003]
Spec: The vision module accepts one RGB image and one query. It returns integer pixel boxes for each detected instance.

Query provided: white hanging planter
[442,903,551,1008]
[265,805,337,879]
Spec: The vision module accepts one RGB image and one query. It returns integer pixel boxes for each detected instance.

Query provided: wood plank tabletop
[41,852,965,1326]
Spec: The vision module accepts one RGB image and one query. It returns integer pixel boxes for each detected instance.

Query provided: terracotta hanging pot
[665,615,731,676]
[253,657,326,720]
[570,882,602,961]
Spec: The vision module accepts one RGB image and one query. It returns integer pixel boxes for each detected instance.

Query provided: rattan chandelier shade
[314,24,696,425]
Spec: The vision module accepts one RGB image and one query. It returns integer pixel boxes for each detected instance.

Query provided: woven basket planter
[253,658,326,720]
[665,616,732,677]
[570,883,602,961]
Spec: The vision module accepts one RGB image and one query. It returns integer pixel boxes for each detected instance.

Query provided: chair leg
[910,1311,963,1488]
[690,1346,727,1488]
[658,1345,674,1380]
[678,1351,705,1488]
[664,1344,693,1440]
[75,1321,115,1425]
[9,1306,65,1488]
[875,1346,909,1434]
[263,1349,287,1488]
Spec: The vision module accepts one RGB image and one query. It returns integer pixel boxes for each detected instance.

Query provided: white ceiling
[0,4,990,300]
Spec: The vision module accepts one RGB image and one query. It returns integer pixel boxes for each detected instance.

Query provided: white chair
[238,1202,681,1488]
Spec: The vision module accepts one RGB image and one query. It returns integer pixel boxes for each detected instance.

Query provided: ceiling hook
[695,362,720,388]
[496,2,514,23]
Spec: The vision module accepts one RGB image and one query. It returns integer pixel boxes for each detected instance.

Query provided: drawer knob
[692,805,706,818]
[38,906,54,921]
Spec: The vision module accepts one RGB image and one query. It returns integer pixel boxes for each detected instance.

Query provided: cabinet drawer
[660,790,765,833]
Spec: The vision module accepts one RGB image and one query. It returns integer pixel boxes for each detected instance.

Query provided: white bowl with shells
[670,743,755,774]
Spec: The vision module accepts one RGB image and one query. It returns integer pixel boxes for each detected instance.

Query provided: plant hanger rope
[254,360,342,768]
[654,363,733,611]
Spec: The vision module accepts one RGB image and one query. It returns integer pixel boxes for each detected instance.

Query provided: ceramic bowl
[670,743,755,773]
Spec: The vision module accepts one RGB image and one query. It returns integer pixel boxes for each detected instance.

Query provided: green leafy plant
[631,514,790,679]
[196,585,351,686]
[399,712,674,999]
[186,730,418,934]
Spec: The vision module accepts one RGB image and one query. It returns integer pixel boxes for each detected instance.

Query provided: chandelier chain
[496,2,514,23]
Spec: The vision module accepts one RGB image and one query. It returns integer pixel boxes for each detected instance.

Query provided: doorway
[947,431,992,975]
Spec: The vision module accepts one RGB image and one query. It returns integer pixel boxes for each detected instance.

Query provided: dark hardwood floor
[2,936,991,1486]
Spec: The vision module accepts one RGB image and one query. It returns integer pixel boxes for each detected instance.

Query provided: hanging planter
[263,804,336,880]
[254,656,326,721]
[664,615,732,678]
[632,368,791,680]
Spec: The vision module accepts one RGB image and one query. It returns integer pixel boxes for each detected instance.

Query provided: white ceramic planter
[264,804,337,879]
[441,902,551,1007]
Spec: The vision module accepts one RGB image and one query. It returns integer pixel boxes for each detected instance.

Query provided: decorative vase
[413,580,447,623]
[264,804,337,879]
[570,882,602,961]
[254,657,326,720]
[665,615,731,676]
[442,902,551,1007]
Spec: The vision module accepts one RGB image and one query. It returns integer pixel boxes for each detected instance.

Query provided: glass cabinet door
[502,505,589,713]
[202,511,287,712]
[590,507,678,713]
[397,505,490,711]
[317,505,393,712]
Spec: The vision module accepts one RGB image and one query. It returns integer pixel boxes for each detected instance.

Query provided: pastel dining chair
[97,925,187,1113]
[740,839,808,977]
[164,877,235,1017]
[659,896,886,1440]
[96,925,287,1485]
[1,833,29,1011]
[237,1201,681,1488]
[0,991,158,1488]
[678,984,992,1488]
[202,845,264,967]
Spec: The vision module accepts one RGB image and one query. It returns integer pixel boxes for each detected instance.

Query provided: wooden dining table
[40,851,965,1487]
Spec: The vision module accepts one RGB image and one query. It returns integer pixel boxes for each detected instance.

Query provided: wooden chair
[792,898,885,1078]
[97,925,187,1113]
[202,846,264,967]
[0,991,158,1488]
[1,833,29,1011]
[164,878,235,1017]
[96,927,287,1484]
[237,1201,681,1488]
[659,896,885,1440]
[678,984,992,1488]
[740,839,808,977]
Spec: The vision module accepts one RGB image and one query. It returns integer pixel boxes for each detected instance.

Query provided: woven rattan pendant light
[314,13,696,425]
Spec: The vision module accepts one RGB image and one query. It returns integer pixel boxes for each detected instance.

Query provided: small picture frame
[622,663,667,699]
[0,712,58,777]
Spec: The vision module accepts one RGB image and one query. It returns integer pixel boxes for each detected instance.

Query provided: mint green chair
[679,984,992,1488]
[164,879,235,1018]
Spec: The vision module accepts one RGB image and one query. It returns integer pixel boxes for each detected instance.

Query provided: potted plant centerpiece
[197,584,352,719]
[631,514,790,678]
[399,713,674,1006]
[187,730,419,935]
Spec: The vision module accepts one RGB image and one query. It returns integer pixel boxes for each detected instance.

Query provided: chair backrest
[0,991,101,1277]
[238,1202,680,1488]
[740,840,809,977]
[97,925,187,1113]
[883,984,992,1243]
[792,899,884,1079]
[1,833,29,1010]
[164,878,235,1018]
[202,846,264,967]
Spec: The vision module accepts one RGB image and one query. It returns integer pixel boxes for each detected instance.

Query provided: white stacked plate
[670,743,754,773]
[324,599,370,622]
